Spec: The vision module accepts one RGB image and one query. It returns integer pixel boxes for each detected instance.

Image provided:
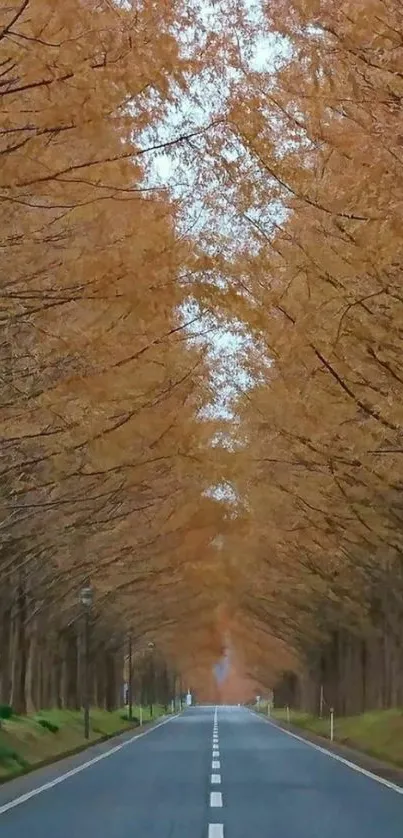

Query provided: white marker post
[267,701,271,718]
[330,707,334,742]
[139,706,143,727]
[286,705,290,724]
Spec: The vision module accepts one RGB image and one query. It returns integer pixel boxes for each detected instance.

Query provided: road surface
[1,706,403,836]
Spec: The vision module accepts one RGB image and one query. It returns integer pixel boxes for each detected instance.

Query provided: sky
[130,0,292,681]
[136,2,290,420]
[128,1,291,534]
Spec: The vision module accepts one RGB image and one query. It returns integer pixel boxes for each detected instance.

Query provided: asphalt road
[1,706,403,837]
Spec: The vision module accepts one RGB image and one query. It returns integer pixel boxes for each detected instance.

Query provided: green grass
[270,707,403,768]
[129,704,167,723]
[0,704,168,782]
[0,744,28,772]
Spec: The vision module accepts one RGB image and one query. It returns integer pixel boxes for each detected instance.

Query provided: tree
[173,0,403,709]
[0,0,225,711]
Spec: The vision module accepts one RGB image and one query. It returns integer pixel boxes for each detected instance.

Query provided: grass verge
[0,704,167,782]
[270,707,403,768]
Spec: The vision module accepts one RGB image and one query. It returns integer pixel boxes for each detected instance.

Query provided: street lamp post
[129,640,155,723]
[80,584,93,739]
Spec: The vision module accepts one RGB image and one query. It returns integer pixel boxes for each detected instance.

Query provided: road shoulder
[258,712,403,789]
[0,714,176,812]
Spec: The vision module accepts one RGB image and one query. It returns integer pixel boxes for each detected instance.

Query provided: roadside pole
[80,584,93,740]
[127,634,133,721]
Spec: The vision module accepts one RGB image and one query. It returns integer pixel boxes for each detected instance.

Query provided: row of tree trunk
[0,580,175,714]
[275,623,403,716]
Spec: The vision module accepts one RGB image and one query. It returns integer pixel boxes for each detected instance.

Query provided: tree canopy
[1,0,403,712]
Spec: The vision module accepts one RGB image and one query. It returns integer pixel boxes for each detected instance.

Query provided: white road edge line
[253,711,403,796]
[208,825,224,838]
[210,791,223,807]
[0,714,178,816]
[212,760,220,769]
[211,774,221,784]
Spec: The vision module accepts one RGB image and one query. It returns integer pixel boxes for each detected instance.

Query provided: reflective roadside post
[80,583,93,739]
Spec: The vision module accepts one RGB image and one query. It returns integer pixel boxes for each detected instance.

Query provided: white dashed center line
[208,708,224,836]
[210,791,223,807]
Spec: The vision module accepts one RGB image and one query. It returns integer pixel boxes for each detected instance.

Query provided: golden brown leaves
[0,0,226,687]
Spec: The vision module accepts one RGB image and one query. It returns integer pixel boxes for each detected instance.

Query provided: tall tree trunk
[25,618,38,713]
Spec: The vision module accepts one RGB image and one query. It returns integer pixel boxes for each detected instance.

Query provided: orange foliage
[3,0,403,711]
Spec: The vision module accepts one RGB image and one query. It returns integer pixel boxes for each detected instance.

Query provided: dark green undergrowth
[0,705,168,782]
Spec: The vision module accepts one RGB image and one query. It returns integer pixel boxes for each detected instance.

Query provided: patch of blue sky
[143,1,292,188]
[179,296,254,420]
[213,652,231,684]
[204,481,240,506]
[250,30,292,73]
[125,1,290,424]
